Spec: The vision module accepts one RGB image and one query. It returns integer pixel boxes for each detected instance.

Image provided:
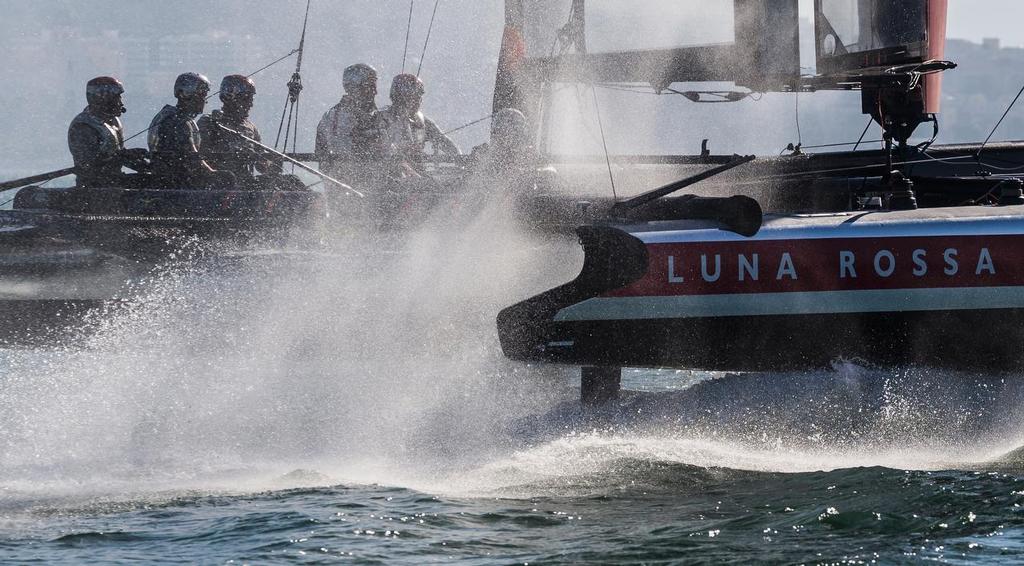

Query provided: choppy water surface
[3,206,1024,564]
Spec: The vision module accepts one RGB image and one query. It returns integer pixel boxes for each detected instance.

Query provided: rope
[401,0,414,73]
[590,86,617,200]
[295,0,311,71]
[119,48,299,146]
[760,155,977,181]
[442,113,494,136]
[794,88,802,147]
[796,138,884,151]
[416,0,441,77]
[274,92,292,150]
[852,117,874,152]
[275,0,312,152]
[291,99,300,170]
[207,49,300,99]
[977,81,1024,160]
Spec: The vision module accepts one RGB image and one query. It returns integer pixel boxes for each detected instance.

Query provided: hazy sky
[947,0,1024,46]
[0,0,1022,174]
[795,0,1024,45]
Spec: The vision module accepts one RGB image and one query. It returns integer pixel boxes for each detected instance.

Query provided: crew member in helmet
[315,63,382,185]
[198,74,294,189]
[469,107,557,195]
[148,72,233,189]
[376,73,460,173]
[67,76,149,187]
[475,107,533,174]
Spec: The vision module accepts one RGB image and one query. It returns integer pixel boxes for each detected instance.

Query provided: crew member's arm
[67,123,104,179]
[68,124,144,177]
[252,128,282,174]
[164,118,215,174]
[424,117,461,157]
[196,115,217,159]
[314,112,333,165]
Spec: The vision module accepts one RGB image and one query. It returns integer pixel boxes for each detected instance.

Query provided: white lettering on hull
[664,247,998,284]
[944,248,959,275]
[912,249,927,276]
[668,255,684,283]
[739,254,758,281]
[776,253,797,280]
[874,250,896,278]
[701,254,721,282]
[977,248,996,275]
[840,251,856,278]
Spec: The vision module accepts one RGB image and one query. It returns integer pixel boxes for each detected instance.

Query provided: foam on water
[2,184,1024,513]
[0,187,577,501]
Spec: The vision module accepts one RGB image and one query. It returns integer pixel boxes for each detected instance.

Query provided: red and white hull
[498,206,1024,371]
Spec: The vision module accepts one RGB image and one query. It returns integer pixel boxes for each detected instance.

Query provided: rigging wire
[416,0,441,77]
[1,42,312,199]
[757,155,981,181]
[594,82,761,103]
[401,0,415,73]
[118,48,299,146]
[272,0,311,172]
[794,87,803,147]
[442,113,494,136]
[291,90,300,163]
[976,80,1024,161]
[274,0,312,171]
[851,117,874,152]
[208,49,301,99]
[590,86,618,200]
[0,45,305,201]
[925,150,1024,171]
[798,138,885,151]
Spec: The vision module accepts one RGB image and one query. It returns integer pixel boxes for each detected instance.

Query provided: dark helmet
[219,74,256,101]
[85,76,124,106]
[174,72,211,100]
[390,73,425,104]
[342,63,378,94]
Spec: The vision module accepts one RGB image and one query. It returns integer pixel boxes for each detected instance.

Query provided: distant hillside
[939,39,1024,143]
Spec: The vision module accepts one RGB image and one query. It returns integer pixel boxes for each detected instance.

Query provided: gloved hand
[257,156,283,175]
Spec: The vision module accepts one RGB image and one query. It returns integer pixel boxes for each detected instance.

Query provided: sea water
[2,193,1024,564]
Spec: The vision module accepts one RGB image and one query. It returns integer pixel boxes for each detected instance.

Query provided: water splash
[2,191,1024,509]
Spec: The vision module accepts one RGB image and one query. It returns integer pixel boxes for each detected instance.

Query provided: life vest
[70,109,124,161]
[197,109,260,177]
[316,96,376,158]
[380,107,428,158]
[148,105,201,152]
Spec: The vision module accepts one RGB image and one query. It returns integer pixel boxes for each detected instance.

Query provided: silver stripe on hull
[634,214,1024,244]
[554,286,1024,321]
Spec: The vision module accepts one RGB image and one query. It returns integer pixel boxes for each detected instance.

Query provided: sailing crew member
[470,107,557,193]
[67,76,149,188]
[315,63,382,186]
[197,75,300,190]
[376,73,461,174]
[148,72,234,189]
[472,107,533,174]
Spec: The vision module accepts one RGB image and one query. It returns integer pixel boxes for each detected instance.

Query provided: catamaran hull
[498,207,1024,372]
[0,185,327,345]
